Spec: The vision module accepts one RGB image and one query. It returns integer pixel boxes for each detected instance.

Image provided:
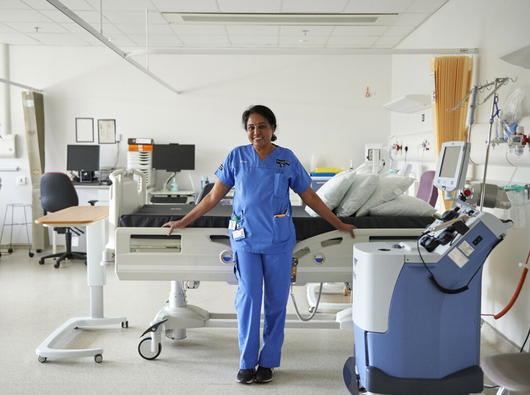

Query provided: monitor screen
[66,145,100,172]
[152,144,195,172]
[438,146,461,178]
[433,141,471,192]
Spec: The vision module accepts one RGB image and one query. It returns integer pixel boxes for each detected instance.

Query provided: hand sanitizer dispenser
[0,134,17,158]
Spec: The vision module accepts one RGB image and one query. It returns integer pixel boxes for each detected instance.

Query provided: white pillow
[305,171,356,217]
[335,173,379,217]
[369,195,437,217]
[356,174,415,217]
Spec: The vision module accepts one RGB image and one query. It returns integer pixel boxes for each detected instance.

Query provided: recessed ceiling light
[162,13,398,26]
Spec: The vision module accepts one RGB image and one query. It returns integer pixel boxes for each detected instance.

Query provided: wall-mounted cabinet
[384,94,431,113]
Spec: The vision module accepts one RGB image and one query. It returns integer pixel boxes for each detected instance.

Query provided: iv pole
[449,77,516,211]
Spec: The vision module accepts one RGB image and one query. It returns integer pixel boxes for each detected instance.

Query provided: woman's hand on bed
[162,220,186,236]
[337,222,356,239]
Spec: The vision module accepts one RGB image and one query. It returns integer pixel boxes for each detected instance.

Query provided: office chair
[39,172,97,268]
[482,352,530,394]
[195,182,215,204]
[416,170,438,207]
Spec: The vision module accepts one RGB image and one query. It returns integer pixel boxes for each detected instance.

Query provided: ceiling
[0,0,450,54]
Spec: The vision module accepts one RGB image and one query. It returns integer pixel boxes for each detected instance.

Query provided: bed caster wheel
[94,354,103,363]
[121,321,129,328]
[29,252,34,258]
[138,337,162,360]
[8,248,13,253]
[38,356,47,363]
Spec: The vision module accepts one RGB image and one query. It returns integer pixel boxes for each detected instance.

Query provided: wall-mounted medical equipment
[364,144,389,174]
[0,134,17,158]
[343,140,513,395]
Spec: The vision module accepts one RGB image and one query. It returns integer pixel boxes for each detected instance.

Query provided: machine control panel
[420,206,475,253]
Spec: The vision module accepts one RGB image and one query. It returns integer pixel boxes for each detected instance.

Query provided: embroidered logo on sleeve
[277,159,290,167]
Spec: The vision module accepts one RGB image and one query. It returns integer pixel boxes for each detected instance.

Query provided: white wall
[391,0,530,349]
[0,47,392,245]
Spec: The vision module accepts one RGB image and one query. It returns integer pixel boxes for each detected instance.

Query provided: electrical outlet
[17,176,26,185]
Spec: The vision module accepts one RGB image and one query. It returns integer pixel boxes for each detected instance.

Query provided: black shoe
[236,368,255,384]
[254,366,274,383]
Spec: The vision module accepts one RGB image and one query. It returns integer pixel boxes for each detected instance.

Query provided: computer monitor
[433,141,471,192]
[152,144,195,173]
[66,144,100,182]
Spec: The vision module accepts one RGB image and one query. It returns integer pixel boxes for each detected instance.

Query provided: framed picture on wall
[98,119,116,144]
[75,118,94,143]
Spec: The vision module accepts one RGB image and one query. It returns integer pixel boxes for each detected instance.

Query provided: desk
[35,206,127,363]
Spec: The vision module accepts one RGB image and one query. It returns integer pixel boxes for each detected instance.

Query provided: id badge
[233,228,246,241]
[228,220,237,230]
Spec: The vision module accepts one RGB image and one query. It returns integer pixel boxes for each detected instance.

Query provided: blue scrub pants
[234,250,292,369]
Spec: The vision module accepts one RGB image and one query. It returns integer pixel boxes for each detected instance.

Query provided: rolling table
[35,206,127,363]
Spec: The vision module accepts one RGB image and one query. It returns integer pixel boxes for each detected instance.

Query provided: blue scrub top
[215,144,312,254]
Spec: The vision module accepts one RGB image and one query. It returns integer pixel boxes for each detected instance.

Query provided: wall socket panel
[17,176,26,185]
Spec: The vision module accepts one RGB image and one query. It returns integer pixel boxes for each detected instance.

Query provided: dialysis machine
[344,141,513,395]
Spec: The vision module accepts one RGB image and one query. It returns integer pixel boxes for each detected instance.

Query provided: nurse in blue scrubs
[163,105,355,385]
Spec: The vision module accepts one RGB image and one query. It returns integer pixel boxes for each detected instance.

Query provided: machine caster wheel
[121,321,129,328]
[138,337,161,360]
[8,248,13,253]
[38,356,47,363]
[29,252,34,258]
[94,354,103,363]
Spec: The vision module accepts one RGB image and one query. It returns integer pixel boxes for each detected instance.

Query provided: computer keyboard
[150,196,189,204]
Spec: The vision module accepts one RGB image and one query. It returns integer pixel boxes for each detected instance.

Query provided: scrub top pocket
[273,215,293,244]
[273,173,288,199]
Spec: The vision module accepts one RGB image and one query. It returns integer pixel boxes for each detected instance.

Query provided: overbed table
[35,206,127,363]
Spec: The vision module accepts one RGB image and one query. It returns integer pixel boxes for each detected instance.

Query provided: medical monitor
[67,145,100,182]
[433,141,471,192]
[152,144,195,173]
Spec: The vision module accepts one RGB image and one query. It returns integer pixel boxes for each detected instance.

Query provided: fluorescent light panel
[162,13,398,26]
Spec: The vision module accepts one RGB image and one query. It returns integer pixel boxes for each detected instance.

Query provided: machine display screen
[439,146,460,178]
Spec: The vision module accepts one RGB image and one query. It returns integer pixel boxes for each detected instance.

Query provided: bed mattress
[119,204,435,241]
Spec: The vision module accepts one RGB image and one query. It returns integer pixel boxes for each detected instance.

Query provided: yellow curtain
[430,55,474,210]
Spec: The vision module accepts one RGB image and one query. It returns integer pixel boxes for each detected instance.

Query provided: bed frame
[106,170,434,360]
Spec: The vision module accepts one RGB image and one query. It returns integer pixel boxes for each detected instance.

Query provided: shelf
[383,94,431,113]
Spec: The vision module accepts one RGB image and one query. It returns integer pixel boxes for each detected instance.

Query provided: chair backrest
[416,170,438,207]
[196,182,215,204]
[40,172,79,213]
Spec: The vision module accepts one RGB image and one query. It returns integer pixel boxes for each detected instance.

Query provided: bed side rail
[292,229,424,285]
[115,227,235,283]
[115,227,425,285]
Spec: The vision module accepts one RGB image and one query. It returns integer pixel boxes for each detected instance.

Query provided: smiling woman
[243,105,278,160]
[162,104,355,384]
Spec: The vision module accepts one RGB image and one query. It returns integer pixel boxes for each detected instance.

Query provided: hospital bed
[107,170,435,359]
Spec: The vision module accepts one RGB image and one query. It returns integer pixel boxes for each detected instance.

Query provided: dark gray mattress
[119,204,435,241]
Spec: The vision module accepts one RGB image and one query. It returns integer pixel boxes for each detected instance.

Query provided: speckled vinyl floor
[0,248,525,395]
